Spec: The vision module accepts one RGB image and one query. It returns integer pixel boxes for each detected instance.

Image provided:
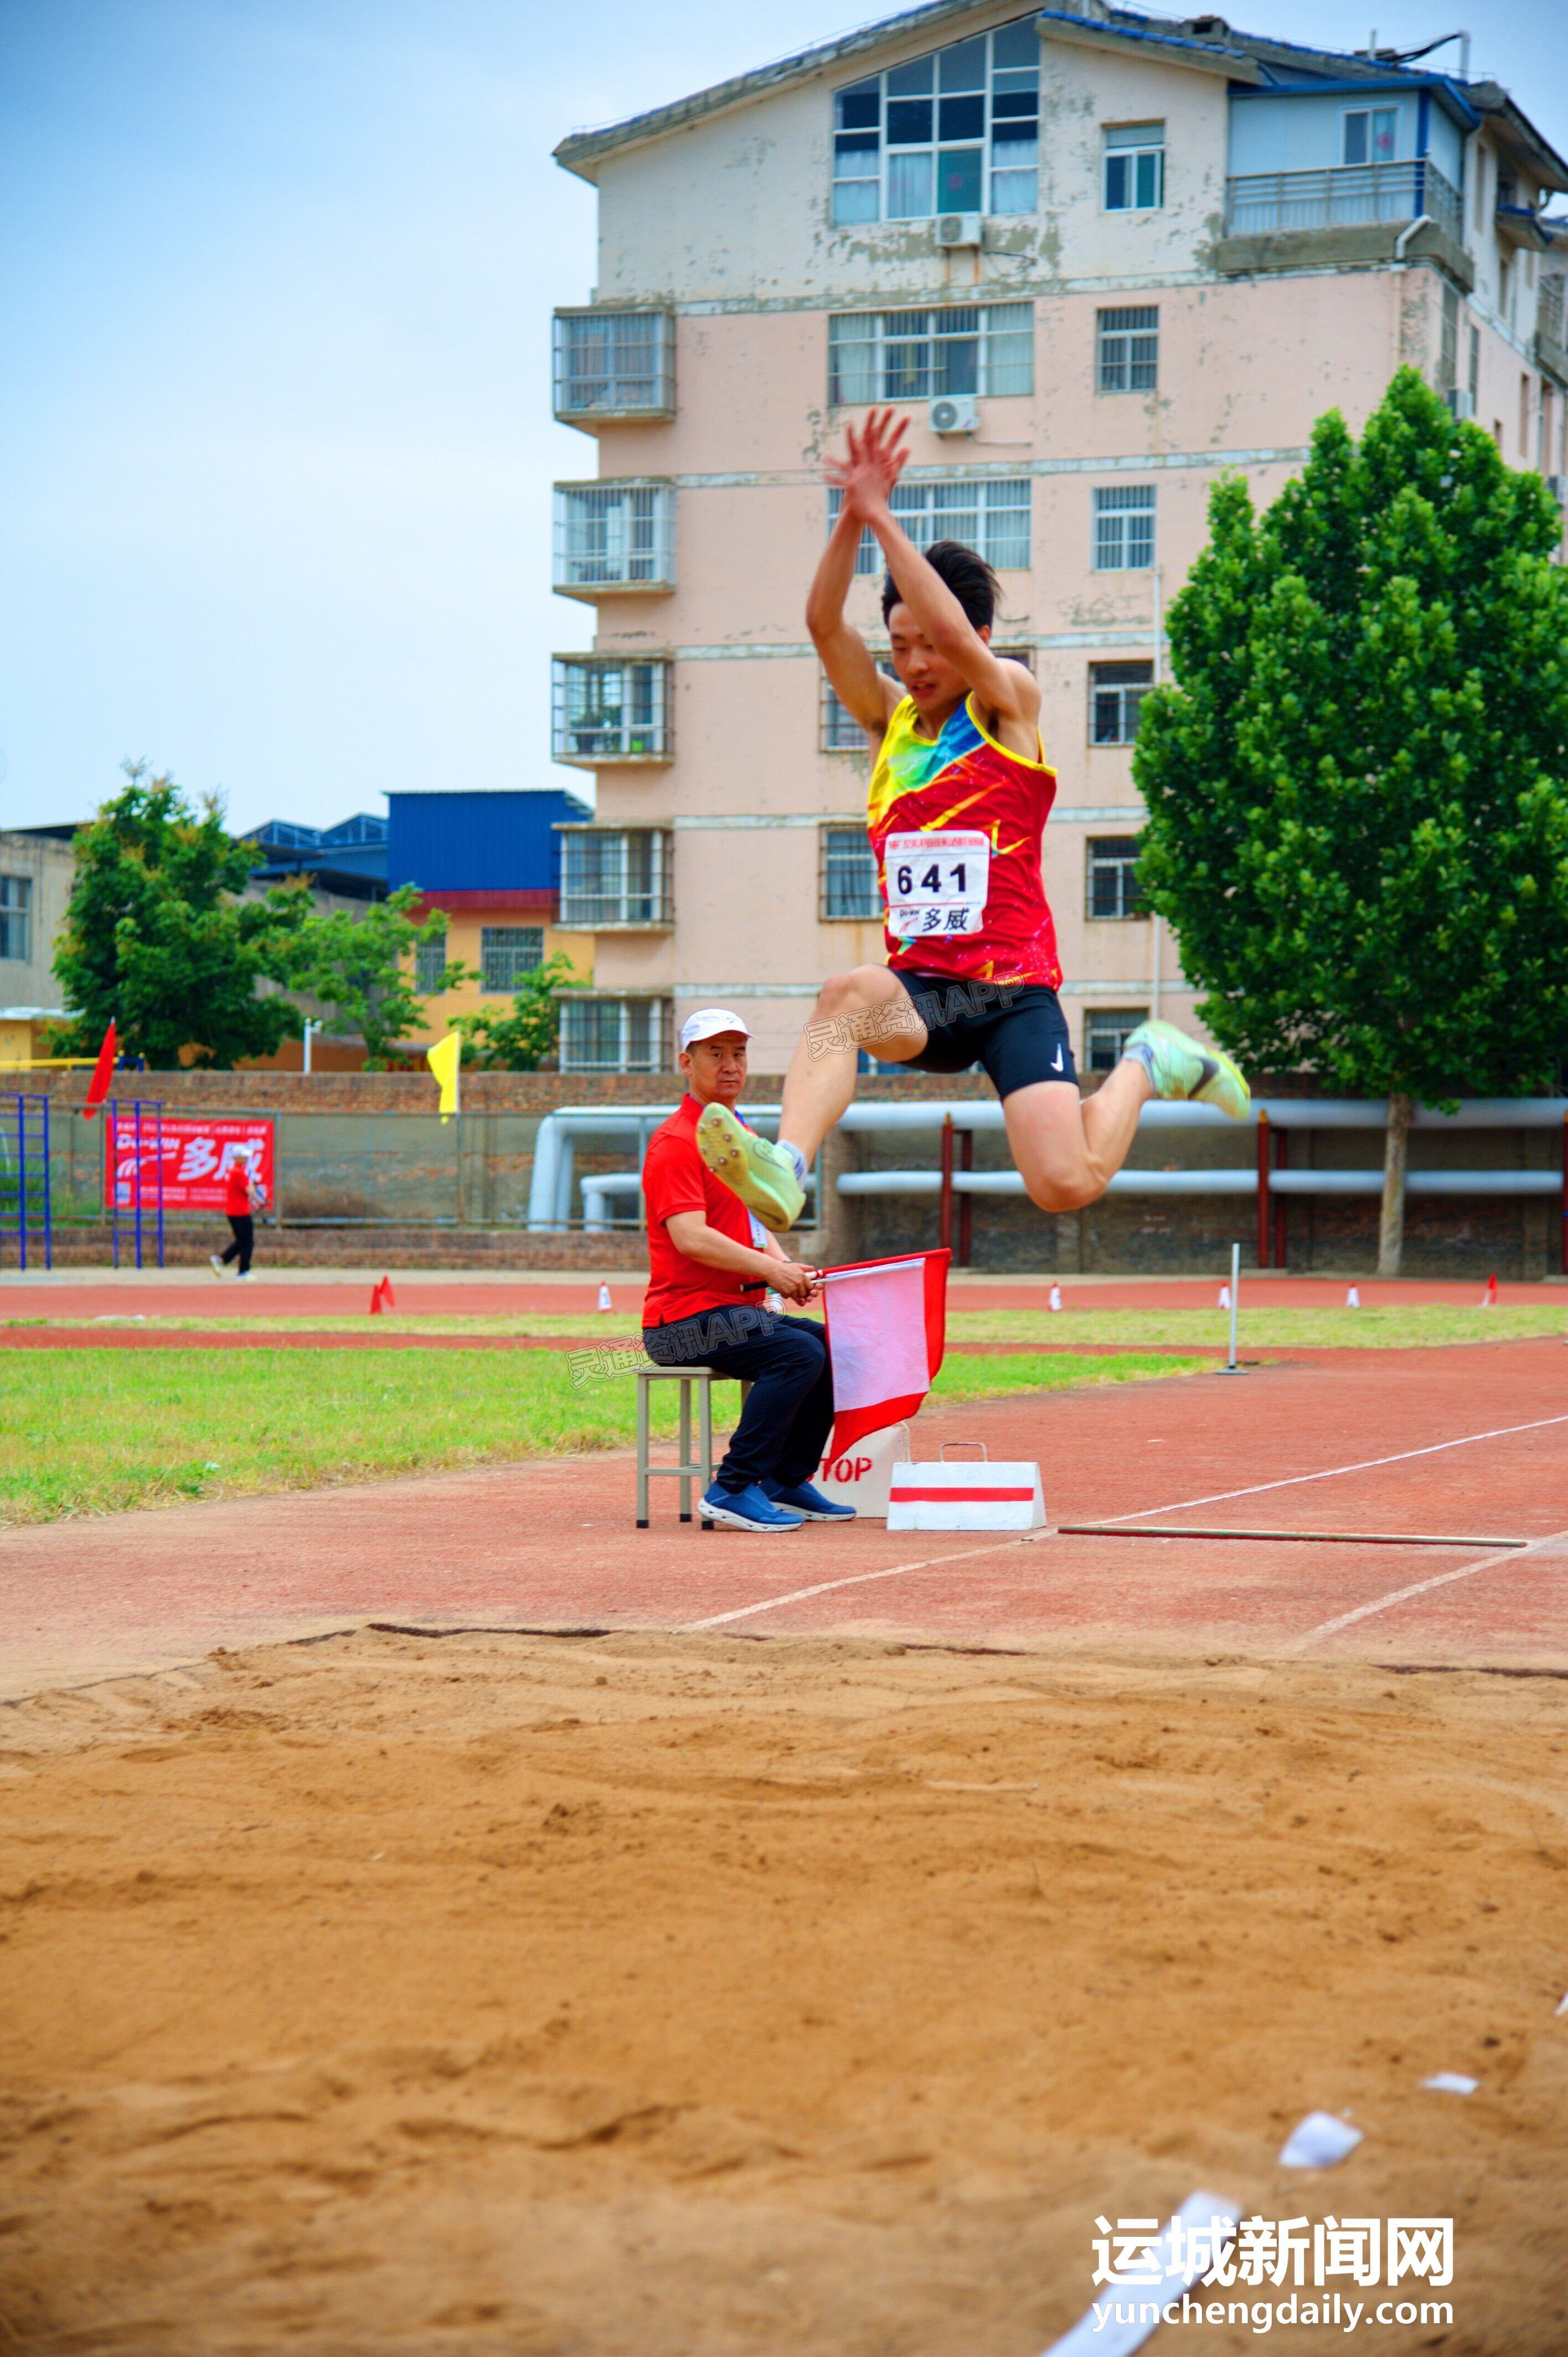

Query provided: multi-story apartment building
[548,0,1567,1076]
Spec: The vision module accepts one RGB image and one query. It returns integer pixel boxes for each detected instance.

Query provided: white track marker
[1279,2112,1361,2168]
[1042,2191,1238,2357]
[1092,1412,1568,1527]
[1422,2073,1478,2095]
[682,1533,1043,1632]
[1291,1522,1568,1647]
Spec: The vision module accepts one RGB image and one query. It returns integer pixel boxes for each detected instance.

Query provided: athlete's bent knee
[1023,1170,1103,1214]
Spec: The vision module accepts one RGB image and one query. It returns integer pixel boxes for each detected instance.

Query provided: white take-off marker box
[887,1444,1046,1532]
[813,1421,914,1520]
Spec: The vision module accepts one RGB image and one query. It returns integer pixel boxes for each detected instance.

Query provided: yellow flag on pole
[426,1031,462,1123]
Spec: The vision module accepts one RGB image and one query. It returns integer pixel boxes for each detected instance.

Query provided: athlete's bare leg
[777,965,927,1164]
[1000,1061,1154,1213]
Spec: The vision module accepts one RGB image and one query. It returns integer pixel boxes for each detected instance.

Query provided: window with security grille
[414,938,447,994]
[1093,484,1155,571]
[552,310,674,418]
[559,996,670,1073]
[1089,661,1154,745]
[551,660,672,762]
[554,483,675,591]
[1086,837,1144,920]
[1097,306,1158,394]
[0,876,30,963]
[820,825,880,919]
[1084,1006,1148,1071]
[821,676,876,751]
[479,927,544,994]
[1438,282,1459,397]
[1103,122,1164,211]
[828,305,1033,404]
[832,17,1038,226]
[830,477,1030,574]
[559,830,671,928]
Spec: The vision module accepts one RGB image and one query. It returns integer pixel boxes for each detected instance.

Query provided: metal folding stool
[635,1366,752,1529]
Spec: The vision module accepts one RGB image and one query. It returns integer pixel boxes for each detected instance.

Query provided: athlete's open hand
[824,406,910,525]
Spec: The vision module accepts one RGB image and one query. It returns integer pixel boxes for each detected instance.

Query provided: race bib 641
[884,828,991,941]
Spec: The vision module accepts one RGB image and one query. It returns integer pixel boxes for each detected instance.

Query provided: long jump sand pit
[2,1628,1564,2355]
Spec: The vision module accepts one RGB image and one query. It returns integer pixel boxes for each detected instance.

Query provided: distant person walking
[211,1144,265,1281]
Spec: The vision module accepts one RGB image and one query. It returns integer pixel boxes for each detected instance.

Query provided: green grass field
[8,1303,1561,1349]
[0,1347,1206,1529]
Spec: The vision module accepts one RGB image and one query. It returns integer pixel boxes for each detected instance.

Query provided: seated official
[641,1008,854,1536]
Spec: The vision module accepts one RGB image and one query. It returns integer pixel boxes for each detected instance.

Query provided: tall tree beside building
[52,764,311,1069]
[1134,368,1568,1274]
[282,886,469,1069]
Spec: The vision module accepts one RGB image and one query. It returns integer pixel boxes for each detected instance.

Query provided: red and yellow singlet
[866,692,1061,989]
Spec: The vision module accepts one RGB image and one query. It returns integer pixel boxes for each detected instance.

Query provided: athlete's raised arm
[829,407,1040,748]
[806,430,906,741]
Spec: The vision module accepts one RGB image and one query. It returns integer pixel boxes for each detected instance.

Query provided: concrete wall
[0,832,76,1038]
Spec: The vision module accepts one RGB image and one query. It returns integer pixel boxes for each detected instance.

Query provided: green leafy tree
[283,886,472,1069]
[51,763,311,1068]
[1135,368,1568,1273]
[450,953,579,1071]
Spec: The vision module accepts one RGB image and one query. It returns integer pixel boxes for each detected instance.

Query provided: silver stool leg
[636,1373,650,1529]
[698,1373,713,1529]
[678,1376,693,1522]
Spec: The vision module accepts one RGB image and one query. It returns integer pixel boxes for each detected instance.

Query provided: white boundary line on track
[682,1535,1044,1632]
[1291,1525,1568,1648]
[1094,1412,1568,1526]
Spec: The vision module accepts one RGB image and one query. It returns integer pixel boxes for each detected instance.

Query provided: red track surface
[3,1339,1562,1700]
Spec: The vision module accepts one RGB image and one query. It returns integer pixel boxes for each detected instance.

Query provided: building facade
[549,0,1567,1073]
[0,828,77,1062]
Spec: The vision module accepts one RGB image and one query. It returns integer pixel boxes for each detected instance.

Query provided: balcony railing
[553,482,675,596]
[1225,158,1462,246]
[550,657,673,764]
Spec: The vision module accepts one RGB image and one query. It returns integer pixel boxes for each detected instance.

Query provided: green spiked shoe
[695,1103,806,1233]
[1123,1018,1250,1121]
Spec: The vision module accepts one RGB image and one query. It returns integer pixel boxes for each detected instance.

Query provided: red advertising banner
[104,1116,275,1212]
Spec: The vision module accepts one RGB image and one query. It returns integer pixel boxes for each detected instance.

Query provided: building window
[1090,661,1153,745]
[1086,837,1144,920]
[1097,306,1158,393]
[414,937,447,994]
[553,482,675,593]
[479,927,545,994]
[559,829,672,928]
[1342,106,1397,167]
[1084,1006,1148,1071]
[1438,282,1459,397]
[830,477,1030,573]
[828,303,1033,404]
[821,675,879,752]
[551,658,672,763]
[552,309,674,420]
[1468,321,1481,404]
[1093,485,1155,571]
[832,18,1038,228]
[1103,122,1164,212]
[820,825,880,919]
[0,876,30,963]
[559,996,670,1074]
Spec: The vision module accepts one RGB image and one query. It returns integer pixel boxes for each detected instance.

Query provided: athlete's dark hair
[881,539,999,632]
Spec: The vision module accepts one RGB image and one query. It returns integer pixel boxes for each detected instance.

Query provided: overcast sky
[2,0,1564,838]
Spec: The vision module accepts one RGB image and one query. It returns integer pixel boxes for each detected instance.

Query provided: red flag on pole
[818,1249,949,1457]
[82,1021,116,1117]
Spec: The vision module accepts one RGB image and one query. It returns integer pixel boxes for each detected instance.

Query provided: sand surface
[1,1629,1563,2355]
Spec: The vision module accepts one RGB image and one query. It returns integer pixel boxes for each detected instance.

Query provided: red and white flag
[818,1249,949,1457]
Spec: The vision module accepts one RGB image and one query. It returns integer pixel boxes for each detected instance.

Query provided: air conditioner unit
[1546,474,1568,509]
[928,393,979,435]
[1445,384,1476,420]
[936,211,983,249]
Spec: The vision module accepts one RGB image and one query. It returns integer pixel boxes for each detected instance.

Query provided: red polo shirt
[224,1162,254,1218]
[641,1094,765,1327]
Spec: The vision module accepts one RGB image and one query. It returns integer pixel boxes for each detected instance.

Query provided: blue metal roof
[386,789,593,895]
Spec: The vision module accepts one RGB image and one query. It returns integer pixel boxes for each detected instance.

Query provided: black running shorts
[890,969,1078,1099]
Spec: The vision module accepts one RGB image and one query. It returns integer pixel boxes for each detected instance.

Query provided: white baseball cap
[679,1006,752,1049]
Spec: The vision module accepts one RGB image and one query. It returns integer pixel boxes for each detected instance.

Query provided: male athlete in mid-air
[695,405,1248,1232]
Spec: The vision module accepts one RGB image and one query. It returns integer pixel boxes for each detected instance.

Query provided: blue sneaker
[762,1479,857,1522]
[701,1481,804,1533]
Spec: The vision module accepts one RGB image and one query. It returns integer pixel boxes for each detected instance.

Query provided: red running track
[2,1340,1562,1701]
